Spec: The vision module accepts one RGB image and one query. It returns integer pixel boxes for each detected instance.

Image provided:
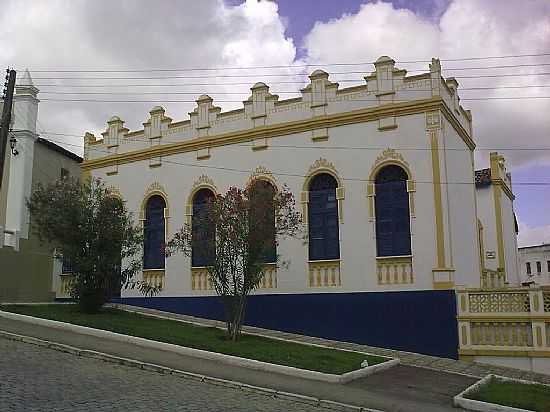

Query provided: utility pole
[0,69,16,190]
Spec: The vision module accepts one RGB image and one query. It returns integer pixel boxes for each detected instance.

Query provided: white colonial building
[69,56,531,360]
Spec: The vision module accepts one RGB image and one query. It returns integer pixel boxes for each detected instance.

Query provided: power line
[27,63,550,80]
[22,52,550,72]
[34,85,550,95]
[37,96,550,103]
[32,72,550,88]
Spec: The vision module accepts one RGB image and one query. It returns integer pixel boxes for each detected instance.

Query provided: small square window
[60,168,69,179]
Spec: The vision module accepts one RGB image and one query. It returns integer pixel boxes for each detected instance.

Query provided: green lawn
[466,377,550,412]
[0,304,386,375]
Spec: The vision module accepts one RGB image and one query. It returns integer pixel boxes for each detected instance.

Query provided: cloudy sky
[0,0,549,246]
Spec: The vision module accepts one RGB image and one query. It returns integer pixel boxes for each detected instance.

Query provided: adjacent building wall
[518,244,550,285]
[1,139,81,302]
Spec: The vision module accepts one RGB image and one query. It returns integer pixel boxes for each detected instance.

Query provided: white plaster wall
[442,117,480,288]
[501,193,521,285]
[94,111,450,298]
[85,58,483,298]
[476,187,499,272]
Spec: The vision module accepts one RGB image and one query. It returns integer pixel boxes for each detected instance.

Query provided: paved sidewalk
[111,303,550,384]
[0,314,473,412]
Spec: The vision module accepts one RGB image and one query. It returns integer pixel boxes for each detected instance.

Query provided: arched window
[143,195,166,269]
[375,165,411,257]
[192,188,215,267]
[308,173,340,261]
[249,180,276,263]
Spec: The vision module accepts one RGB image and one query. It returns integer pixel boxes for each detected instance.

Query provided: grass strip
[466,376,550,412]
[1,304,386,375]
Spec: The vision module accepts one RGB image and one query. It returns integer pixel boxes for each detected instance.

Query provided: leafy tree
[27,177,156,313]
[167,183,302,341]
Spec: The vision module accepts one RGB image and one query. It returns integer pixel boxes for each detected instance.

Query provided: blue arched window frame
[308,173,340,261]
[191,188,216,267]
[143,195,166,269]
[374,165,411,257]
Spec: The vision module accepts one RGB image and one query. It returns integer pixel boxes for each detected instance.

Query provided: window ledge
[308,259,341,263]
[376,255,412,260]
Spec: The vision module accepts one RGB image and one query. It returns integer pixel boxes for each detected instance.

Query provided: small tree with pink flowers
[167,183,302,341]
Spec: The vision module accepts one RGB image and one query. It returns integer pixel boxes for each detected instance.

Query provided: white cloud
[301,0,550,169]
[518,220,550,248]
[0,0,297,154]
[303,2,440,64]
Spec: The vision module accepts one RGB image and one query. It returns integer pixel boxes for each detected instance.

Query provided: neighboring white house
[74,56,522,359]
[475,154,521,288]
[518,244,550,285]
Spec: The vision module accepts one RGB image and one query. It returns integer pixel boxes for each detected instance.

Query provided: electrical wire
[22,52,550,73]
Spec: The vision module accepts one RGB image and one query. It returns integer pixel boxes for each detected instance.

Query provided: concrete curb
[0,309,397,384]
[453,374,549,412]
[0,330,382,412]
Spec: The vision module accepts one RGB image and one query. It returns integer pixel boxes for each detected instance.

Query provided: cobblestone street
[0,338,328,412]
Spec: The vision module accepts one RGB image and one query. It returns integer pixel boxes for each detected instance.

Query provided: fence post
[529,288,546,349]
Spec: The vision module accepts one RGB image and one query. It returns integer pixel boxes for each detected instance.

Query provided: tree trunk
[223,295,247,342]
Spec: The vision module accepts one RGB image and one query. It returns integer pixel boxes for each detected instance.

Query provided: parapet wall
[84,56,473,164]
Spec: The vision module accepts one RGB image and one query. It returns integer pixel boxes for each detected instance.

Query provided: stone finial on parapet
[373,56,396,96]
[301,69,338,114]
[101,115,128,148]
[144,106,172,139]
[489,152,514,196]
[189,95,221,137]
[363,56,406,102]
[446,77,460,112]
[244,82,279,128]
[83,132,97,160]
[430,58,442,95]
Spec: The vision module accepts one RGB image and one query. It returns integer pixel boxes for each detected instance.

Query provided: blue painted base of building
[115,290,459,359]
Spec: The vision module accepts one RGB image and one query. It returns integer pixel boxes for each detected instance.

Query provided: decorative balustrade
[457,287,550,359]
[192,264,277,291]
[191,267,212,291]
[308,260,341,287]
[470,322,532,347]
[544,292,550,312]
[259,264,277,289]
[143,270,164,289]
[481,269,506,289]
[376,256,413,285]
[468,291,530,313]
[58,274,74,298]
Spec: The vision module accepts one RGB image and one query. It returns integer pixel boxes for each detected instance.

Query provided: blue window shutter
[375,166,411,257]
[308,174,340,260]
[144,195,166,269]
[192,189,215,267]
